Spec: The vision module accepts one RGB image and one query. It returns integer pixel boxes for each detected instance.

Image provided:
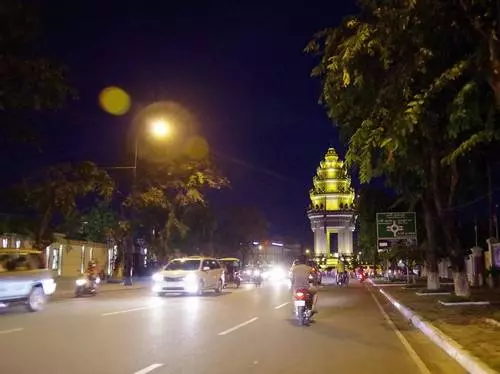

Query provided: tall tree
[125,156,228,263]
[181,204,218,255]
[307,0,500,295]
[19,161,114,249]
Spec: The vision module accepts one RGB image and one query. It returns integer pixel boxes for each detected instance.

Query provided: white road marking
[0,328,23,335]
[368,289,431,374]
[274,302,290,309]
[133,363,164,374]
[102,303,162,317]
[218,317,259,336]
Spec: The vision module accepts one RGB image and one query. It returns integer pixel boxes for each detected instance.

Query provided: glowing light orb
[150,119,172,138]
[99,86,131,116]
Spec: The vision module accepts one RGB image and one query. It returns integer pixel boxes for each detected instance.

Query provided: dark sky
[26,1,359,245]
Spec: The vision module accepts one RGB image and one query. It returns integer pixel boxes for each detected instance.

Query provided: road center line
[368,288,431,374]
[218,317,259,336]
[133,363,164,374]
[274,302,290,309]
[102,304,161,317]
[0,328,24,335]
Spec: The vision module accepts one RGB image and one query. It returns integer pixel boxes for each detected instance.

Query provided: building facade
[0,232,116,277]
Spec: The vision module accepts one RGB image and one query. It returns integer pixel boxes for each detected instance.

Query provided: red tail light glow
[295,292,304,299]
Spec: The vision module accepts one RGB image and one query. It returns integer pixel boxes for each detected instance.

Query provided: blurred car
[0,249,57,312]
[152,256,224,296]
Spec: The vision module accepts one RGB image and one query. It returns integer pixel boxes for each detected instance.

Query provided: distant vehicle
[290,259,322,285]
[152,256,224,296]
[75,275,100,297]
[0,249,57,312]
[218,257,241,288]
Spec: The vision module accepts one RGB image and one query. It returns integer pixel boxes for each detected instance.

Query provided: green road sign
[376,212,417,240]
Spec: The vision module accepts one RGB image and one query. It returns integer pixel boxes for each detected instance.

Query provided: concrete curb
[368,279,497,374]
[484,318,500,328]
[51,283,150,300]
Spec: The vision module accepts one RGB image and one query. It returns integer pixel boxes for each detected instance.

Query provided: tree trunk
[488,34,500,109]
[429,153,470,296]
[35,206,53,250]
[453,270,471,298]
[423,195,440,290]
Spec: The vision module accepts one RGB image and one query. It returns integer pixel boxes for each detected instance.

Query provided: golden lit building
[307,148,356,257]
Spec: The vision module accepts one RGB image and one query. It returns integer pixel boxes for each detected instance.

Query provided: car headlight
[152,273,163,282]
[184,273,198,284]
[76,278,87,286]
[95,277,101,284]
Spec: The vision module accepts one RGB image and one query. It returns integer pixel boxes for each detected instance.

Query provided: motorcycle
[337,273,349,287]
[75,276,100,297]
[252,269,262,287]
[294,288,313,325]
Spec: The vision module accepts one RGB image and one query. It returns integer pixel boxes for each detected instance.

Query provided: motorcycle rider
[291,254,318,314]
[86,260,98,282]
[253,261,263,285]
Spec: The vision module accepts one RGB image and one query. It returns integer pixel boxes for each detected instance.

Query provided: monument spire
[307,147,356,262]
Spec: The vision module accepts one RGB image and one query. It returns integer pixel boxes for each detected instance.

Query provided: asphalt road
[0,279,466,374]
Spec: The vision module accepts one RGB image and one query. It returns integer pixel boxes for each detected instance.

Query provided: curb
[368,279,497,374]
[51,284,150,300]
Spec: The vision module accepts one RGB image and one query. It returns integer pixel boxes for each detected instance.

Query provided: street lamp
[150,119,172,138]
[125,117,173,286]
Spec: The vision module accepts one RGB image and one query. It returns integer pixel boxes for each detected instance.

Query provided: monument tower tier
[306,148,356,257]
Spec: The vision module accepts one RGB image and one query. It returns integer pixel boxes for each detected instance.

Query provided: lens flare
[99,86,131,116]
[184,136,209,160]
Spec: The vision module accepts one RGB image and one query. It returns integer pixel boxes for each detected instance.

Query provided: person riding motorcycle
[253,262,263,285]
[291,255,318,314]
[85,261,98,281]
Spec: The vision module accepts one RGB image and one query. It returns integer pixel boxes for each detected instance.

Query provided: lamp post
[123,118,172,286]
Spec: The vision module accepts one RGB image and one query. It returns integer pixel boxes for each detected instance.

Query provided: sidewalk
[368,278,500,374]
[52,276,151,299]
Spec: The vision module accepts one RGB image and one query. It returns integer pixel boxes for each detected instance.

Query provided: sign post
[376,212,418,251]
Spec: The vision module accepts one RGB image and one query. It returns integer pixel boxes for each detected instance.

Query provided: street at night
[0,281,464,374]
[1,1,500,372]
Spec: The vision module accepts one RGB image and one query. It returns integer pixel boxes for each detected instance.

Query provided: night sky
[16,1,359,245]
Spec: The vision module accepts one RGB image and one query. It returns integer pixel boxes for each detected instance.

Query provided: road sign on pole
[376,212,417,250]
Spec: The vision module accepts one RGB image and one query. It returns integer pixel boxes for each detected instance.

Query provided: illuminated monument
[307,148,356,257]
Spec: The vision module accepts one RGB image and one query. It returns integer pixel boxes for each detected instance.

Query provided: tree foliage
[124,156,229,260]
[308,0,500,295]
[19,161,114,249]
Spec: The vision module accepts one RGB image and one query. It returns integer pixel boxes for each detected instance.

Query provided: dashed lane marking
[218,317,259,336]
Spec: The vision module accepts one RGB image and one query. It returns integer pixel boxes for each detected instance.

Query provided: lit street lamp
[125,118,173,285]
[150,119,171,138]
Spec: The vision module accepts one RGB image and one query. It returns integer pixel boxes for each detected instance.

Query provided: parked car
[152,256,225,296]
[0,249,57,312]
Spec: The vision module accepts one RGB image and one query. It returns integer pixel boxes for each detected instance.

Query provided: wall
[46,236,113,277]
[0,233,114,277]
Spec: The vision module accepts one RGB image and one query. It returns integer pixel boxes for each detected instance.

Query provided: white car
[0,249,57,312]
[152,257,224,296]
